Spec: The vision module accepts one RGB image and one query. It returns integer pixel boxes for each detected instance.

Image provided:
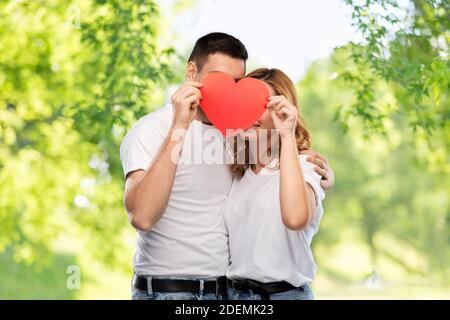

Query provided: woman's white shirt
[224,155,325,287]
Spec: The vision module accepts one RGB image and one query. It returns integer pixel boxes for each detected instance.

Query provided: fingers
[269,108,279,125]
[320,179,332,190]
[185,81,204,88]
[173,82,203,100]
[324,170,335,190]
[300,149,316,157]
[170,82,203,128]
[267,95,285,102]
[301,149,322,159]
[307,156,326,170]
[314,166,328,180]
[266,96,288,110]
[303,150,329,165]
[276,105,296,118]
[184,93,200,108]
[302,150,335,190]
[171,87,201,109]
[172,88,202,110]
[314,165,333,190]
[310,155,335,190]
[178,86,202,99]
[267,98,297,118]
[313,153,329,164]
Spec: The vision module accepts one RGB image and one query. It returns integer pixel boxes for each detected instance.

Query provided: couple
[120,32,335,300]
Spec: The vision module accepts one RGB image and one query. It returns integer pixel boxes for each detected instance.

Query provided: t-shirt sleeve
[120,115,168,178]
[298,154,326,242]
[298,154,325,205]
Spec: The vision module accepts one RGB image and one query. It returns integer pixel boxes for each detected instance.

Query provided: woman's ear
[186,61,198,81]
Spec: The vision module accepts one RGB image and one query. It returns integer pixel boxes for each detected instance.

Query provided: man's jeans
[228,283,314,300]
[131,275,224,300]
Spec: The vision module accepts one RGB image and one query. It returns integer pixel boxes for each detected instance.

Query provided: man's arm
[301,150,335,190]
[123,81,203,231]
[124,126,186,231]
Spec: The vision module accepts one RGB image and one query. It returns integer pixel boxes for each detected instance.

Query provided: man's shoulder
[127,103,173,137]
[119,103,173,173]
[120,103,173,155]
[134,103,172,129]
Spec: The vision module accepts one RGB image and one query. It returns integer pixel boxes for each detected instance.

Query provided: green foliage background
[0,0,448,299]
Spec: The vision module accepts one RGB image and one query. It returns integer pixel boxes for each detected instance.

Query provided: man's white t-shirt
[120,103,233,278]
[224,155,325,287]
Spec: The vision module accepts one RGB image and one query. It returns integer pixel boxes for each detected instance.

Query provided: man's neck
[195,107,212,125]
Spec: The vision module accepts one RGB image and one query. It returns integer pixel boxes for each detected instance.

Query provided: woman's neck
[251,146,277,174]
[251,162,265,174]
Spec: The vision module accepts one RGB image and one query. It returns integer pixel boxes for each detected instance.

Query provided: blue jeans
[228,283,314,300]
[131,275,224,300]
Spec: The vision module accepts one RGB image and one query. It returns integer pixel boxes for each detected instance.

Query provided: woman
[225,68,325,300]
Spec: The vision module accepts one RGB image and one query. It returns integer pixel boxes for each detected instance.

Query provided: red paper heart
[200,72,269,136]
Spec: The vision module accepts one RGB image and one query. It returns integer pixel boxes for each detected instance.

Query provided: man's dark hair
[188,32,248,71]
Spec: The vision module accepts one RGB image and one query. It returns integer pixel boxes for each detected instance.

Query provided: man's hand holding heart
[171,81,204,130]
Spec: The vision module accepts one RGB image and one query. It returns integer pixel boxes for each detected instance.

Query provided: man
[120,32,335,300]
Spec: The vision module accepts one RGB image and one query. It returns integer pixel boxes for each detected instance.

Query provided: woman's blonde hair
[229,68,311,178]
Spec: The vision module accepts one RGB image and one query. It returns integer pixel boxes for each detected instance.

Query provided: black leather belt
[132,275,228,297]
[229,278,305,299]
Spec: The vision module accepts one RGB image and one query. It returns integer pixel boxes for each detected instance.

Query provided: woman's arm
[279,134,317,230]
[268,96,317,231]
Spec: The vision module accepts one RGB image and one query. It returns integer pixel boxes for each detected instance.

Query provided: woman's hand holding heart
[171,81,203,129]
[267,95,298,139]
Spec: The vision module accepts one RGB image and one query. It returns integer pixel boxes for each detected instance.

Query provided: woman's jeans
[228,283,314,300]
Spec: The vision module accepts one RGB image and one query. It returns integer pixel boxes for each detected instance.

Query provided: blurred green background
[0,0,448,299]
